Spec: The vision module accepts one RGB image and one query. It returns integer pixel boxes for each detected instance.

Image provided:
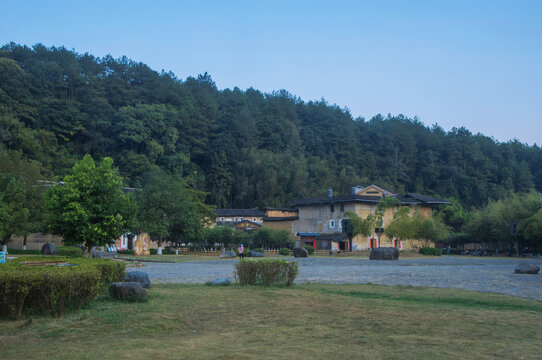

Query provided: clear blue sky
[1,0,541,145]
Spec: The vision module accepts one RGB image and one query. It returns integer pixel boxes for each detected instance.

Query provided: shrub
[117,250,134,255]
[150,248,175,255]
[279,248,291,256]
[0,263,101,319]
[57,246,83,258]
[420,247,442,256]
[6,249,42,255]
[251,248,264,254]
[303,245,315,255]
[71,258,126,284]
[234,259,259,285]
[12,257,126,285]
[449,248,462,255]
[235,259,298,287]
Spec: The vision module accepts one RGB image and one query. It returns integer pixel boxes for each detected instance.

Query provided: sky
[1,0,541,145]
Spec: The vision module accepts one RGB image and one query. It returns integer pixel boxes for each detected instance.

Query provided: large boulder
[110,282,147,300]
[124,271,151,288]
[293,247,308,258]
[248,251,264,257]
[220,250,237,258]
[369,247,400,260]
[42,242,58,256]
[515,263,540,274]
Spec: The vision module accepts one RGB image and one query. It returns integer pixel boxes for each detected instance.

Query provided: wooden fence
[171,248,331,256]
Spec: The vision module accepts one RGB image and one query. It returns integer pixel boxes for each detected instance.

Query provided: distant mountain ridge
[0,42,540,209]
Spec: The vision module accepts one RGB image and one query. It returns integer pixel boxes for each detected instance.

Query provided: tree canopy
[46,154,134,251]
[0,43,541,212]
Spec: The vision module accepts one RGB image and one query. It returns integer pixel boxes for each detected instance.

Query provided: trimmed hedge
[57,246,84,258]
[6,249,42,255]
[234,258,298,287]
[1,257,126,318]
[0,263,101,318]
[6,247,83,257]
[420,247,443,256]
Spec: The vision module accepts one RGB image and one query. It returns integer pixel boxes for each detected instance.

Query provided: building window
[234,218,238,221]
[340,204,344,212]
[240,217,244,221]
[330,220,336,229]
[220,218,224,221]
[330,204,334,213]
[253,217,256,221]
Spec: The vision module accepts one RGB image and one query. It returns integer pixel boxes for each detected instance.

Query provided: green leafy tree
[137,171,215,253]
[0,149,47,251]
[46,155,135,253]
[413,213,450,247]
[519,208,542,250]
[344,211,374,237]
[385,207,416,244]
[203,226,235,249]
[439,197,470,232]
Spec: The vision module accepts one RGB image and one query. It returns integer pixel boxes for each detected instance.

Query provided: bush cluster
[444,248,462,255]
[420,247,443,256]
[6,249,42,255]
[117,249,134,255]
[6,247,83,257]
[150,248,175,255]
[279,248,291,256]
[234,258,298,287]
[57,246,84,257]
[1,257,125,319]
[303,245,315,255]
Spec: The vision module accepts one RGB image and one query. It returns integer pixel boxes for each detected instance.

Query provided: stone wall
[9,233,63,250]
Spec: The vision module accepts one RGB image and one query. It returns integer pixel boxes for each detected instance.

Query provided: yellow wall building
[291,185,449,251]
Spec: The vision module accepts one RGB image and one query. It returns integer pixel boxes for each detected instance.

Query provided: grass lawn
[1,284,541,360]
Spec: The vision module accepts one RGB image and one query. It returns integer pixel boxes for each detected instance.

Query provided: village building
[262,207,299,232]
[291,185,449,251]
[214,208,266,229]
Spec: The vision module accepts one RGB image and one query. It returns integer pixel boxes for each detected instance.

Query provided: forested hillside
[1,43,540,209]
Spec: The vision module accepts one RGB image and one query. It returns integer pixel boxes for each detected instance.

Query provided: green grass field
[1,284,541,359]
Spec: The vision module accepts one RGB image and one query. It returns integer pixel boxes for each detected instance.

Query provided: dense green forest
[1,43,541,210]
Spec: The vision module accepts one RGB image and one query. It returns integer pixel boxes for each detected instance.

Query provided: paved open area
[129,256,542,301]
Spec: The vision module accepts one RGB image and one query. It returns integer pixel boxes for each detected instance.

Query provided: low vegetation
[303,245,315,254]
[235,258,298,286]
[0,257,125,319]
[1,284,540,359]
[419,247,443,256]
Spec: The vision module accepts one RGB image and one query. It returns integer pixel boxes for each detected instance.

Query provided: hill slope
[0,43,540,208]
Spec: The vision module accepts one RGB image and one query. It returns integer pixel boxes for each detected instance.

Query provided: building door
[370,237,377,249]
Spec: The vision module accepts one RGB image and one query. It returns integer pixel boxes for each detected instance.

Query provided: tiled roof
[265,207,299,211]
[291,193,448,207]
[214,208,266,217]
[262,216,299,222]
[297,232,320,237]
